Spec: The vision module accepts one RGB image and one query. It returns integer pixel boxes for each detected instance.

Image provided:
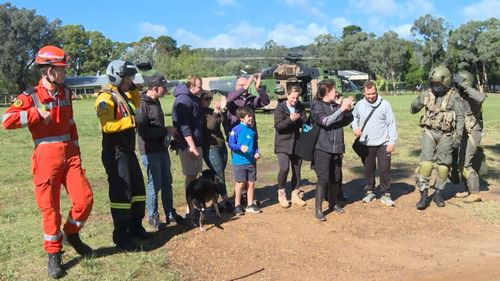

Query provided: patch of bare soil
[163,163,500,281]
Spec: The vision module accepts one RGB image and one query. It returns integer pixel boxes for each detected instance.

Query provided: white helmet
[106,60,138,86]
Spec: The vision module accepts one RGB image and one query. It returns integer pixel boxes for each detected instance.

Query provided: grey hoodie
[352,95,397,146]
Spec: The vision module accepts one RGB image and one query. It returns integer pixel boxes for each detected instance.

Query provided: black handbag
[352,100,382,157]
[296,116,320,161]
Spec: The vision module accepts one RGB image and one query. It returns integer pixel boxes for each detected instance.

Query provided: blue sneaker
[234,205,244,216]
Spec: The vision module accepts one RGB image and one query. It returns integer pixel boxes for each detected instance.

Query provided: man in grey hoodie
[352,81,398,207]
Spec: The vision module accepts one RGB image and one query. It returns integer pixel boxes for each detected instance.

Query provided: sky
[9,0,500,49]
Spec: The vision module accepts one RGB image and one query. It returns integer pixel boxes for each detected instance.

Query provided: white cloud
[348,0,397,15]
[267,22,328,46]
[283,0,325,18]
[331,17,352,32]
[175,22,265,49]
[139,22,167,37]
[175,21,327,49]
[463,0,500,20]
[389,24,413,39]
[174,29,205,47]
[402,0,434,14]
[349,0,433,18]
[217,0,237,6]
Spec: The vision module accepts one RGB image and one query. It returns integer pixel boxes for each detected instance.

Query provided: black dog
[186,169,221,232]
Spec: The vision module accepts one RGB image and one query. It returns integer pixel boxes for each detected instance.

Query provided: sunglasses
[202,97,213,101]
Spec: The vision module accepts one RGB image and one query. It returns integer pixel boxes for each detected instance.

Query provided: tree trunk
[474,63,483,93]
[482,61,488,93]
[391,71,396,96]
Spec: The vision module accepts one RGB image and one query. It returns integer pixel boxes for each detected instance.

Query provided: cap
[148,74,168,89]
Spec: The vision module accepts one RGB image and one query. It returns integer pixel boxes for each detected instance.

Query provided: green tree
[122,36,156,64]
[56,24,88,75]
[411,14,449,71]
[82,31,113,75]
[156,35,179,56]
[369,31,409,95]
[447,18,499,91]
[0,3,60,92]
[342,25,362,39]
[338,31,374,73]
[404,44,425,89]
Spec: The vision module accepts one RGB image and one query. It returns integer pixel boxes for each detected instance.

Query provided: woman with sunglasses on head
[200,91,233,212]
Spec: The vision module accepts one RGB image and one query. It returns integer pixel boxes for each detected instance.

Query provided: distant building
[64,74,145,96]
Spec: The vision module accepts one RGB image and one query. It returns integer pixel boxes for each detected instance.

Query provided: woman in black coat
[274,86,308,208]
[310,80,353,221]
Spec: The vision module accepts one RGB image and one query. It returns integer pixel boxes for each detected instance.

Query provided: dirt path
[160,165,500,281]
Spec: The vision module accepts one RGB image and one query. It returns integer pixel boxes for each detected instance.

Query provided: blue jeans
[203,145,228,196]
[140,152,176,219]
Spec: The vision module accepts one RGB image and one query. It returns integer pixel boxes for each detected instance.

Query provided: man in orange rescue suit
[95,60,151,252]
[2,45,94,279]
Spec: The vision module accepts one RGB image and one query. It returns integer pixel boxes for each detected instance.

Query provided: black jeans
[276,153,302,191]
[362,145,391,193]
[313,149,342,205]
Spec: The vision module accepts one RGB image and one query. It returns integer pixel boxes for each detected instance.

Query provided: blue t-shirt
[228,122,258,165]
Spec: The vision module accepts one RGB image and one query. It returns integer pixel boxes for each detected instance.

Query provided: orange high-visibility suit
[2,81,93,254]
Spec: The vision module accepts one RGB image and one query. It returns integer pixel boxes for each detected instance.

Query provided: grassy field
[0,93,499,280]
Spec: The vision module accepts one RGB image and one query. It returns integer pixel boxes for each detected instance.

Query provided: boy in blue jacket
[228,106,261,215]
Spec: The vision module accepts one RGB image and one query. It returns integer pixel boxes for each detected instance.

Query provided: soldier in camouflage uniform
[452,71,486,203]
[410,66,465,210]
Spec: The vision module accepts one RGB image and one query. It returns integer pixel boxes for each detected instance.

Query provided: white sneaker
[380,193,395,207]
[362,191,376,203]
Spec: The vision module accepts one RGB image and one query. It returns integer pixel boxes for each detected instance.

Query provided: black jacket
[136,92,169,155]
[310,99,353,154]
[274,100,307,155]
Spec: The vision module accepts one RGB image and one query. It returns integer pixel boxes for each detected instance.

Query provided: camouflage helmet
[429,66,452,87]
[454,70,474,88]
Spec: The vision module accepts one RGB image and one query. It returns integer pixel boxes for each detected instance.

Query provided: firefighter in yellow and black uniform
[95,60,151,251]
[411,66,464,210]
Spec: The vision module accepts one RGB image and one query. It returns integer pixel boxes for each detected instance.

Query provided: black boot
[337,184,347,202]
[327,183,343,213]
[416,189,430,210]
[47,252,64,279]
[65,233,93,258]
[433,189,445,207]
[130,220,153,240]
[315,184,326,221]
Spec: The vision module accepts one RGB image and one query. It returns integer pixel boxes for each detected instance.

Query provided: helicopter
[202,53,363,110]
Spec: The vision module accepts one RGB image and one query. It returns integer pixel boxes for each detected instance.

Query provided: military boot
[65,233,93,258]
[47,252,64,279]
[416,190,430,210]
[433,189,445,207]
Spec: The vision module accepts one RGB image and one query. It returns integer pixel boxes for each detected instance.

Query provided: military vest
[420,89,456,132]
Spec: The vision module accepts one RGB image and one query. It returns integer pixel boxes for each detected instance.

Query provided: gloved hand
[453,74,467,90]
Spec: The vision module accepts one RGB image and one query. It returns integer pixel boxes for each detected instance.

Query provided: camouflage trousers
[420,128,454,166]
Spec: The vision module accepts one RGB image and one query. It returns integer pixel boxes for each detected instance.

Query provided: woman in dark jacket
[274,86,308,208]
[310,80,353,221]
[200,91,233,212]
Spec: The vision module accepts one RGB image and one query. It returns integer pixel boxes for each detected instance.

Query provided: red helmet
[35,45,68,67]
